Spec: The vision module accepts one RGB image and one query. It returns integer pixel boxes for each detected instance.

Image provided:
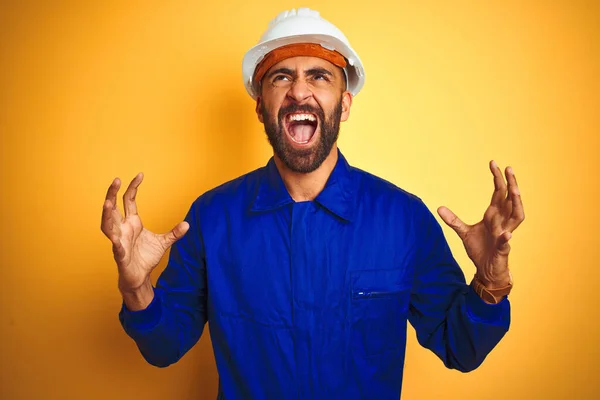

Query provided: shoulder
[350,164,423,208]
[347,163,440,230]
[190,165,264,213]
[349,165,443,241]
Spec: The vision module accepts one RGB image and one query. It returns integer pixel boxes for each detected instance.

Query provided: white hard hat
[242,8,365,100]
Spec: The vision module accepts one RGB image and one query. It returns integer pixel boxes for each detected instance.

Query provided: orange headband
[253,43,347,90]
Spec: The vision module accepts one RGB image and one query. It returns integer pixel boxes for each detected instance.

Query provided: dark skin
[100,173,189,310]
[438,162,525,289]
[255,56,351,201]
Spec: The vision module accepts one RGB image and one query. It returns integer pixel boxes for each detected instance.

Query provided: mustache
[278,104,324,122]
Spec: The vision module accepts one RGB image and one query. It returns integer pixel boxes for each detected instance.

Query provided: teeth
[290,136,310,144]
[288,113,316,122]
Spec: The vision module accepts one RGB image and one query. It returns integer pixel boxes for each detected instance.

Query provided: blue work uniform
[120,150,510,399]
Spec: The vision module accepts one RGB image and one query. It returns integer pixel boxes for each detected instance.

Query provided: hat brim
[242,34,365,100]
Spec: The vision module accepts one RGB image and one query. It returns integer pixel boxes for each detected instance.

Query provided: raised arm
[408,161,524,371]
[101,173,207,367]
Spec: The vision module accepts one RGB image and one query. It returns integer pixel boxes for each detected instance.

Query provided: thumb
[161,221,190,249]
[437,206,468,240]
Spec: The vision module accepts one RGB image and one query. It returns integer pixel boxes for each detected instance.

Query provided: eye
[273,75,291,82]
[314,74,328,81]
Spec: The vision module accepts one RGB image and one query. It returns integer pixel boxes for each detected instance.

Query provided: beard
[262,98,343,173]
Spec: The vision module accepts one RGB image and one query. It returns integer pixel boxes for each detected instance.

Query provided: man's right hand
[100,172,189,310]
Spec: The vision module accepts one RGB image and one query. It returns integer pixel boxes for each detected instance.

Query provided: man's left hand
[437,160,525,289]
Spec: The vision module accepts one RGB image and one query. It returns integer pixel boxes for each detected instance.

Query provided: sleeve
[118,201,208,367]
[407,198,510,372]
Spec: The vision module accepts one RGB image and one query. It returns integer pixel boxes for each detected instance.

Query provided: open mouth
[284,112,319,145]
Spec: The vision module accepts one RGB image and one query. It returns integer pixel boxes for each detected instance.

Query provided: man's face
[256,56,352,173]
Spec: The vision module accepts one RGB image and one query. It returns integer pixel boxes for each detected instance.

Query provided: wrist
[471,272,513,304]
[476,269,511,290]
[120,278,154,311]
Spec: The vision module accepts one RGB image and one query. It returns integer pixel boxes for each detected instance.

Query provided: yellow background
[1,0,598,399]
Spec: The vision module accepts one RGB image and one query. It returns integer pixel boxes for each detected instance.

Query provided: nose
[286,78,312,103]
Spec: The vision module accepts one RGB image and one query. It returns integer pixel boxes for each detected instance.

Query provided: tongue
[290,124,316,143]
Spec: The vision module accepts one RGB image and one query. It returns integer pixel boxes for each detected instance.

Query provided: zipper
[352,288,407,300]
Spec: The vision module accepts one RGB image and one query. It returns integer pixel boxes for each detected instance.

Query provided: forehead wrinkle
[260,59,346,94]
[269,55,338,73]
[277,65,336,78]
[268,65,343,86]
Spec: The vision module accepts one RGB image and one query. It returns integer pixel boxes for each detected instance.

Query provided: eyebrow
[266,67,295,79]
[266,66,335,79]
[305,67,334,78]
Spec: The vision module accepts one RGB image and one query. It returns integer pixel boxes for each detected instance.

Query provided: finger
[160,221,190,249]
[105,177,121,207]
[505,166,525,231]
[103,177,123,231]
[101,199,114,236]
[123,172,144,218]
[437,206,469,240]
[101,198,123,237]
[489,160,507,206]
[112,240,126,263]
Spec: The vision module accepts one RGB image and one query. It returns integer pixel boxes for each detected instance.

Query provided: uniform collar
[251,149,356,222]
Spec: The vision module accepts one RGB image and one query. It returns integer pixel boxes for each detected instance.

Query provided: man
[101,8,524,399]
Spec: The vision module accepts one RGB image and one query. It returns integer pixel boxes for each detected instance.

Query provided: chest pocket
[350,269,412,358]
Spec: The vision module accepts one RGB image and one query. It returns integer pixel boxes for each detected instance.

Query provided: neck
[274,145,338,202]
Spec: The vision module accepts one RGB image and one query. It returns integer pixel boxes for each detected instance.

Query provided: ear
[340,91,353,122]
[255,96,264,123]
